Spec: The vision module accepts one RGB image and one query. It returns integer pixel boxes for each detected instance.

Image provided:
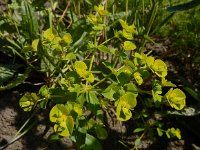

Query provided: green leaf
[88,91,100,105]
[96,127,108,140]
[87,119,96,130]
[102,61,115,73]
[19,93,39,111]
[92,24,104,31]
[39,85,50,98]
[165,88,186,110]
[51,36,62,50]
[62,33,73,44]
[183,86,200,102]
[83,134,102,150]
[54,116,74,137]
[94,5,109,16]
[151,59,168,78]
[120,92,137,109]
[31,39,39,51]
[85,0,92,5]
[64,52,76,60]
[65,71,81,84]
[157,128,163,137]
[21,1,39,39]
[49,104,74,137]
[166,129,171,138]
[140,70,150,79]
[102,83,119,100]
[126,83,138,94]
[124,60,137,70]
[152,80,162,95]
[43,28,57,41]
[75,61,88,78]
[117,66,133,85]
[22,46,33,53]
[123,41,136,51]
[119,19,128,30]
[165,128,180,139]
[39,99,48,109]
[116,92,137,121]
[122,30,133,40]
[0,65,15,85]
[175,128,181,139]
[116,106,132,121]
[86,72,95,83]
[50,104,66,122]
[152,91,162,105]
[167,0,200,12]
[97,44,110,53]
[133,128,145,133]
[0,68,30,91]
[48,133,60,141]
[50,87,67,104]
[161,78,176,87]
[134,72,143,85]
[134,138,141,148]
[146,56,155,67]
[73,103,83,116]
[87,14,98,25]
[119,19,136,34]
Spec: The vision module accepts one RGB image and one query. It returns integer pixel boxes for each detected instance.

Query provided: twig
[58,0,71,24]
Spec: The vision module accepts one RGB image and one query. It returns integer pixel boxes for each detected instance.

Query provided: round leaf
[19,93,39,111]
[62,33,73,44]
[75,61,88,77]
[43,28,57,41]
[123,41,136,51]
[96,127,108,140]
[54,116,74,137]
[151,59,167,78]
[165,88,186,110]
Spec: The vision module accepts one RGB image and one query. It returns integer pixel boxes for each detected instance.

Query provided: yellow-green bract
[19,93,39,111]
[49,104,74,136]
[116,92,137,121]
[75,61,94,83]
[165,88,186,110]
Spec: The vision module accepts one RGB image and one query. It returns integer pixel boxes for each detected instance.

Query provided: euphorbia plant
[19,4,186,149]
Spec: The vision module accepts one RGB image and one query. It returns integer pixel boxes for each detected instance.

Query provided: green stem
[142,0,144,24]
[92,73,112,87]
[0,111,37,150]
[42,49,65,78]
[125,0,129,21]
[138,1,158,53]
[101,37,113,45]
[138,89,152,95]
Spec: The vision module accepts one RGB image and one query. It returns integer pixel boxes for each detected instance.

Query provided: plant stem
[138,89,152,95]
[138,1,158,53]
[89,54,95,72]
[42,48,65,78]
[58,0,71,24]
[92,73,112,87]
[125,0,129,21]
[0,111,37,150]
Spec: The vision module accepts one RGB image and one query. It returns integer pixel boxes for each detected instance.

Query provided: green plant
[0,0,189,149]
[17,4,186,149]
